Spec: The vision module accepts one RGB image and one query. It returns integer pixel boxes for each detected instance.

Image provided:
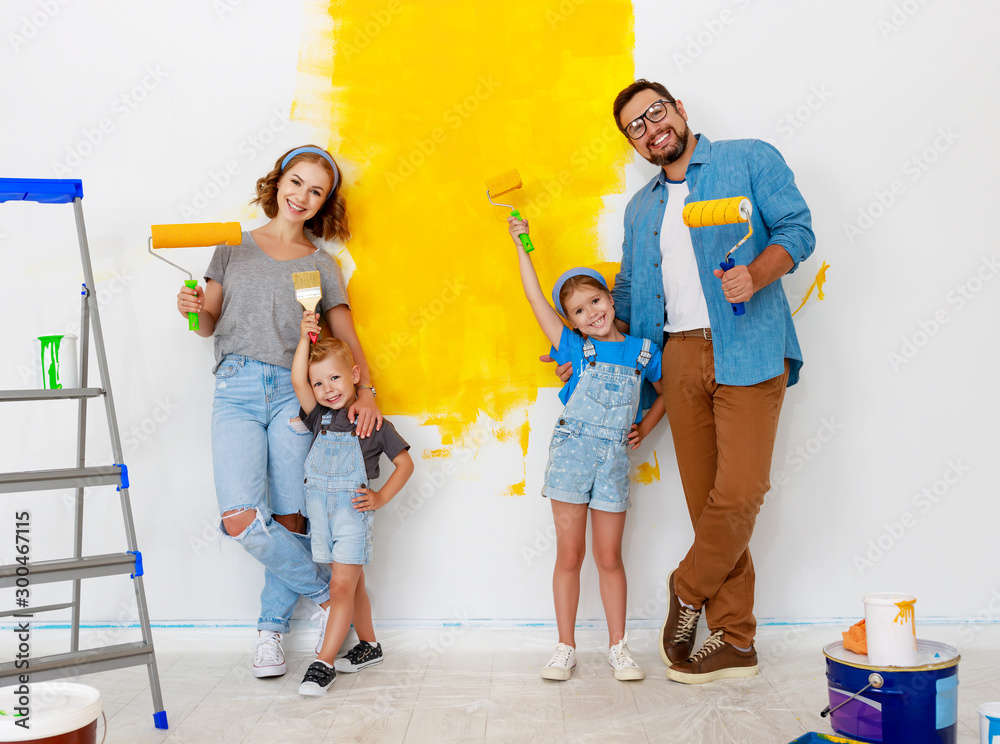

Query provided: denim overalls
[303,411,373,565]
[542,337,652,512]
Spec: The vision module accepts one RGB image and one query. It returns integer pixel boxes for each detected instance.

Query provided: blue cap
[551,267,608,317]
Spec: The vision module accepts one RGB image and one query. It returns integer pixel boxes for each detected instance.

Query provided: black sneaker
[334,641,383,673]
[298,660,336,696]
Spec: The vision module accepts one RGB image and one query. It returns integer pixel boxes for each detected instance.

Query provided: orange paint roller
[682,196,753,316]
[148,222,242,331]
[486,169,534,253]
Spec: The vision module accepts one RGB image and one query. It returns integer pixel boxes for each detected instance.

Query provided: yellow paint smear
[294,0,634,445]
[422,448,451,459]
[631,451,660,486]
[893,599,915,630]
[791,261,830,316]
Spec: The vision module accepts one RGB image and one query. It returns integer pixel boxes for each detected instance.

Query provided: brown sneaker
[666,630,759,684]
[659,570,701,665]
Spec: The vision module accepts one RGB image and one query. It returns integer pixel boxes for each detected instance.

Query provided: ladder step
[0,553,138,589]
[0,465,123,493]
[0,388,103,402]
[0,601,74,618]
[0,641,153,684]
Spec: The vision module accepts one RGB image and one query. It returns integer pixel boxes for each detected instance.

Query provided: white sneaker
[541,643,576,681]
[609,633,645,681]
[253,631,286,678]
[311,606,330,654]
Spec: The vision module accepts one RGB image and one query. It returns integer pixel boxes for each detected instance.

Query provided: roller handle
[510,209,534,254]
[184,279,200,331]
[719,258,746,316]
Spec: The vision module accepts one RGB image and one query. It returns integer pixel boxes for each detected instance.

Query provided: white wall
[1,0,997,630]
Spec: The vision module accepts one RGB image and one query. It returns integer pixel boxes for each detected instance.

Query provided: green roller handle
[185,279,200,331]
[511,209,534,253]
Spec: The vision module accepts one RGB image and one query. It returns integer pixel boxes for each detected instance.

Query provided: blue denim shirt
[612,134,815,408]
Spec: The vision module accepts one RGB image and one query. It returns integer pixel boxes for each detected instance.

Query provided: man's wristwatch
[358,384,377,398]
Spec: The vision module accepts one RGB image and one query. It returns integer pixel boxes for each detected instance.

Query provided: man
[611,79,814,683]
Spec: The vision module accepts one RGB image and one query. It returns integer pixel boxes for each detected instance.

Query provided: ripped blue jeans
[212,355,331,633]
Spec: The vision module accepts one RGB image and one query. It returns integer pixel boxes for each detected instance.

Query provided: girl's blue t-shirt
[550,326,663,423]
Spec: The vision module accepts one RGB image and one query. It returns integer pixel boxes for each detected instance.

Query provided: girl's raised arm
[507,216,565,350]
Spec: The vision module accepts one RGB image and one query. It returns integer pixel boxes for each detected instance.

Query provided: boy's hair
[308,337,356,373]
[250,145,350,242]
[612,79,676,134]
[559,275,611,316]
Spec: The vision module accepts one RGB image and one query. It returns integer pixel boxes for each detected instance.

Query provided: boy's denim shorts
[306,487,373,565]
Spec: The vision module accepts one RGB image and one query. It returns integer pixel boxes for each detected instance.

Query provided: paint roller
[148,222,242,331]
[486,169,534,253]
[682,196,753,316]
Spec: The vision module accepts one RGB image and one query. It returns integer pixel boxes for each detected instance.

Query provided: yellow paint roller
[682,196,752,316]
[486,169,534,253]
[148,222,242,331]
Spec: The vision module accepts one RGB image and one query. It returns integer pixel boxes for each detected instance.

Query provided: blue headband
[551,267,608,317]
[280,147,341,195]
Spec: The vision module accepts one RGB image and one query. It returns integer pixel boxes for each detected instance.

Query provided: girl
[507,216,665,681]
[176,145,381,678]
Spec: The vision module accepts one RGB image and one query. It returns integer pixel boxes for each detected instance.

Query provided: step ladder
[0,178,167,730]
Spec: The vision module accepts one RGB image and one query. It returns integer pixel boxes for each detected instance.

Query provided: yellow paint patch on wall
[631,451,660,486]
[422,448,451,459]
[792,261,830,316]
[294,1,634,443]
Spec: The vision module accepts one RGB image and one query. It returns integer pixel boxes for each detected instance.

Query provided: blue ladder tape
[116,463,129,490]
[153,710,168,729]
[128,550,143,578]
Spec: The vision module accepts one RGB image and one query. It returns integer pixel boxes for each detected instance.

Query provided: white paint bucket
[0,681,103,742]
[863,592,917,667]
[979,702,1000,744]
[35,333,78,390]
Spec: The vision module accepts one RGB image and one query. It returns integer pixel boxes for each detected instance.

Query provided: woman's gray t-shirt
[205,231,349,371]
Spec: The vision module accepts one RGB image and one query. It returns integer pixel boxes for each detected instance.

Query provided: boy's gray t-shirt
[205,231,349,371]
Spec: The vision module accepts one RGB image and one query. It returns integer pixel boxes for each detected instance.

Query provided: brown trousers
[663,337,789,649]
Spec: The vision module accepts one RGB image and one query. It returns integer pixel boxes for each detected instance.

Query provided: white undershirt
[661,180,711,332]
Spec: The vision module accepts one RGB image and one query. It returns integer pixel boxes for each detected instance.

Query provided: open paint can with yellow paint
[35,333,78,390]
[863,593,917,667]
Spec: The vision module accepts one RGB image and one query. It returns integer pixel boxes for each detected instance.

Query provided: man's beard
[646,125,690,167]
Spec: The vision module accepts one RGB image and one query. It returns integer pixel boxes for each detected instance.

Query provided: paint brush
[486,169,534,253]
[292,270,323,342]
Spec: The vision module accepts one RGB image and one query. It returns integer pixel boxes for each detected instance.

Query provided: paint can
[35,334,78,390]
[0,682,103,743]
[863,593,917,666]
[979,702,1000,744]
[824,639,959,744]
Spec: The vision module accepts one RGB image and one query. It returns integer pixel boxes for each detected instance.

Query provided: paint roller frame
[149,222,242,331]
[682,197,753,317]
[486,169,534,254]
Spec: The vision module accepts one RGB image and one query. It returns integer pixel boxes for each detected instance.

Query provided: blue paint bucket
[824,640,959,744]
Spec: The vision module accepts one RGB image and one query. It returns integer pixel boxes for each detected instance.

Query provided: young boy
[291,310,414,696]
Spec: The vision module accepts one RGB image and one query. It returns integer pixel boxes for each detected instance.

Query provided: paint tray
[788,734,865,744]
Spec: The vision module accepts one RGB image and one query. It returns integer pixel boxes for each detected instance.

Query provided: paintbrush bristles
[292,271,323,313]
[485,169,523,197]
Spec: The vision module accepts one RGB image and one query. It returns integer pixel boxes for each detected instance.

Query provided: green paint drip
[39,334,64,389]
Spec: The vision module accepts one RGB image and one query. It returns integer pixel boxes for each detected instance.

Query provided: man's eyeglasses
[624,99,673,140]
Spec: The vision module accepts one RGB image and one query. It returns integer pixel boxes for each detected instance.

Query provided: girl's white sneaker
[541,642,577,681]
[609,634,645,681]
